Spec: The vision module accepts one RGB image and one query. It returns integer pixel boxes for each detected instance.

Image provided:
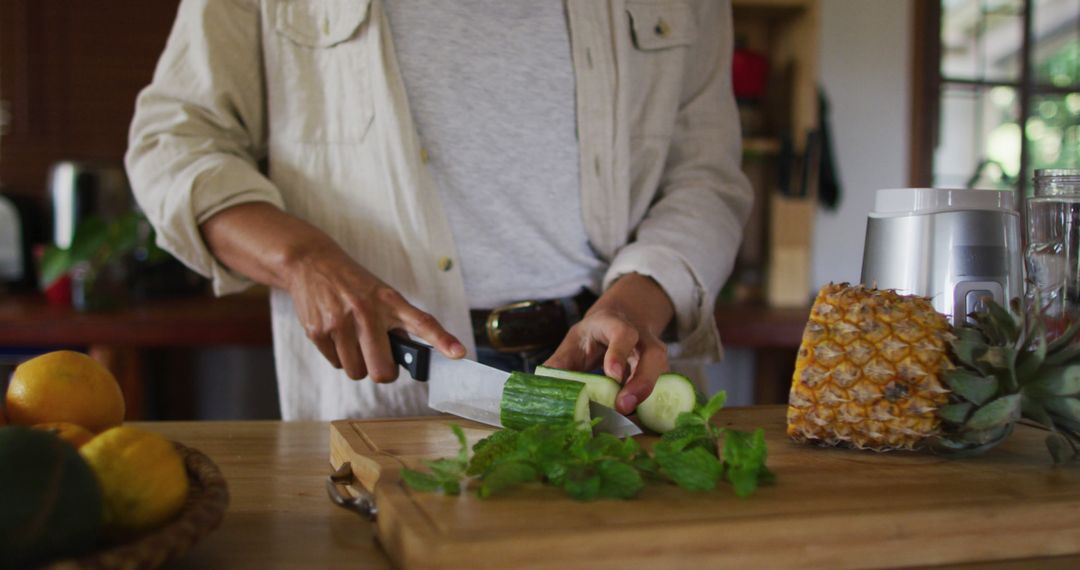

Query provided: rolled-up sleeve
[125,0,283,296]
[603,0,753,357]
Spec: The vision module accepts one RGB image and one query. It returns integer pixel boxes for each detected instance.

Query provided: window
[911,0,1080,195]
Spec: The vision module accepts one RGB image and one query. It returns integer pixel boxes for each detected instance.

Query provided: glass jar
[1025,169,1080,338]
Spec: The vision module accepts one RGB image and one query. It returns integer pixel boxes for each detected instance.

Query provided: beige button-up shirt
[126,0,752,420]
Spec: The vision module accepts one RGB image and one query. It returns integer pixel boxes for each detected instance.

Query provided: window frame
[910,0,1078,218]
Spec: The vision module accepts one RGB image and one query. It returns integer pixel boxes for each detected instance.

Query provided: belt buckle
[485,300,549,353]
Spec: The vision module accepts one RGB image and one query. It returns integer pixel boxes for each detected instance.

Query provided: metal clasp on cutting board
[326,462,377,521]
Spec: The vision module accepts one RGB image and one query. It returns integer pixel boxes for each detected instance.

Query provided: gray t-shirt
[385,0,603,309]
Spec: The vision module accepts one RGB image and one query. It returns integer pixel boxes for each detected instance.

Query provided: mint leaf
[661,423,713,451]
[654,441,722,491]
[698,390,728,422]
[721,428,771,497]
[596,460,644,499]
[468,429,520,476]
[401,468,444,493]
[425,457,466,482]
[675,410,706,429]
[479,461,539,498]
[452,424,468,464]
[563,470,602,501]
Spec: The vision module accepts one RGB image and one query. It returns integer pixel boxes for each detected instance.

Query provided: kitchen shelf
[0,292,271,346]
[714,302,808,349]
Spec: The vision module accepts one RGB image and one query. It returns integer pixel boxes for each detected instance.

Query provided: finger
[331,318,367,380]
[311,335,343,370]
[601,324,638,383]
[381,288,465,359]
[357,312,398,383]
[543,326,591,371]
[617,339,668,414]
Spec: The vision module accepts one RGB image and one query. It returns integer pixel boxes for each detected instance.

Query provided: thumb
[542,332,587,371]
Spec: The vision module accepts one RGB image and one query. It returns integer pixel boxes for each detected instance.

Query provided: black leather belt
[470,289,597,353]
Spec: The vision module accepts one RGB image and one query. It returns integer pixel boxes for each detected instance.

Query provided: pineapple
[787,283,1080,462]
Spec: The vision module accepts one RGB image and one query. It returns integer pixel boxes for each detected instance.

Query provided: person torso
[384,0,602,309]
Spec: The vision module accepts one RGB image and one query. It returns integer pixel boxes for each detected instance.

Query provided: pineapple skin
[787,283,953,450]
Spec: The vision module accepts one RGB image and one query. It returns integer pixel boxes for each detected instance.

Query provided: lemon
[80,426,189,536]
[7,351,125,433]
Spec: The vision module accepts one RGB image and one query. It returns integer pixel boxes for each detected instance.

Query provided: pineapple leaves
[1046,317,1080,354]
[1045,433,1075,464]
[942,369,999,406]
[937,402,974,424]
[1014,328,1047,381]
[1021,395,1056,429]
[950,328,990,373]
[1044,343,1080,367]
[1028,366,1080,397]
[984,301,1019,345]
[964,394,1022,431]
[1043,397,1080,424]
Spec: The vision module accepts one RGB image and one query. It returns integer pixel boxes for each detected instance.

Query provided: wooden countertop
[137,420,1079,570]
[138,421,392,570]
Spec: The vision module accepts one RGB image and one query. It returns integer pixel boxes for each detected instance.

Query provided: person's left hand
[543,273,674,415]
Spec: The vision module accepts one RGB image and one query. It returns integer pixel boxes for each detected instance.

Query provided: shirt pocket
[626,0,697,51]
[623,0,697,139]
[268,0,375,144]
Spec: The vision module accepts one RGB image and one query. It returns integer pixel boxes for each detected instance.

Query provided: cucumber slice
[533,365,620,409]
[636,373,697,434]
[500,372,590,430]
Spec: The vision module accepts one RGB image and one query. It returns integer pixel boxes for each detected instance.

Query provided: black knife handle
[389,333,430,382]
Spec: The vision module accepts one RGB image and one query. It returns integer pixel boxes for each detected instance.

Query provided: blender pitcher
[1026,169,1080,338]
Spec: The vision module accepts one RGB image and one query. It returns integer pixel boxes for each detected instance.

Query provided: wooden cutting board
[329,406,1080,569]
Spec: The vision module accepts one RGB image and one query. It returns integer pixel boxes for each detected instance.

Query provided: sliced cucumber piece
[533,365,620,409]
[636,373,697,434]
[500,372,590,430]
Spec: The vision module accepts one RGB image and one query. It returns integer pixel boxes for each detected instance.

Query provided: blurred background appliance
[0,194,22,283]
[48,160,132,249]
[860,187,1023,324]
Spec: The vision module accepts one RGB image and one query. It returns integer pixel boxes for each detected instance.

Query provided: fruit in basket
[80,426,189,537]
[787,283,1080,461]
[0,426,104,568]
[33,421,96,448]
[6,350,125,433]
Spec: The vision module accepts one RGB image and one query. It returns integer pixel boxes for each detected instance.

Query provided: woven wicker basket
[45,443,230,570]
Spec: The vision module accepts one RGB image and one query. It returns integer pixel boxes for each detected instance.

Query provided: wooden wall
[0,0,180,203]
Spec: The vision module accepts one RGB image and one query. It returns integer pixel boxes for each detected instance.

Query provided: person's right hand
[284,248,465,382]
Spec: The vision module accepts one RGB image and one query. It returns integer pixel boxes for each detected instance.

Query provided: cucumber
[500,372,590,430]
[636,373,697,434]
[533,365,620,409]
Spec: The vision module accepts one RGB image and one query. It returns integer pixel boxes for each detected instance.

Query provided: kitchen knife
[389,334,642,437]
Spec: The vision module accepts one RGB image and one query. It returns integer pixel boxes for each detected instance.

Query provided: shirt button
[437,257,453,272]
[655,18,671,37]
[420,147,431,164]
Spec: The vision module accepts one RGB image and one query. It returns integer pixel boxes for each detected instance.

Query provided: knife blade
[389,334,641,437]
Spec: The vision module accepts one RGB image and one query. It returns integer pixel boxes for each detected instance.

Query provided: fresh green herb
[721,428,774,498]
[401,390,774,500]
[401,425,470,495]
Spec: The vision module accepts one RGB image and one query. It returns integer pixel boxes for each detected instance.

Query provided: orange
[80,426,189,536]
[6,351,125,433]
[32,422,96,448]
